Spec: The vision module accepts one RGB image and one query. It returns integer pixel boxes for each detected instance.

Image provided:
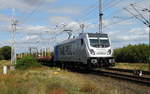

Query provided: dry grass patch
[0,60,11,73]
[80,82,98,94]
[0,65,149,94]
[114,63,149,71]
[48,88,66,94]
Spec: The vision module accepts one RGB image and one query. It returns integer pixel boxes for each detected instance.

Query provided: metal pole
[45,48,47,57]
[99,0,103,34]
[98,0,103,47]
[80,24,85,33]
[11,8,17,65]
[148,5,150,70]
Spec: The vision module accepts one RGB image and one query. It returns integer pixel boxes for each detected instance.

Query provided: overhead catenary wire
[103,17,135,30]
[103,13,148,31]
[19,0,46,25]
[74,0,148,36]
[80,6,98,21]
[6,0,149,50]
[104,0,122,10]
[103,0,118,9]
[103,0,148,29]
[76,0,140,24]
[78,0,147,26]
[78,0,120,22]
[77,1,98,21]
[124,8,149,27]
[130,4,149,25]
[104,0,147,18]
[18,0,41,21]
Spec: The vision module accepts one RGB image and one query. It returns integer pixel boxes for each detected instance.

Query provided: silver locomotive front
[86,33,115,67]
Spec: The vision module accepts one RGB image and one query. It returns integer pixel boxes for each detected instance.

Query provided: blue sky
[0,0,149,53]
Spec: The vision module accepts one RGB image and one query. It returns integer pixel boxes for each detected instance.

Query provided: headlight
[91,59,98,64]
[90,49,95,55]
[107,49,111,55]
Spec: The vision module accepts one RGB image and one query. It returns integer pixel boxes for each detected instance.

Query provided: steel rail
[106,68,150,75]
[90,69,150,86]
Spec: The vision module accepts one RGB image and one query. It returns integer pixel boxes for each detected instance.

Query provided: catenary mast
[99,0,103,34]
[98,0,103,47]
[11,8,17,65]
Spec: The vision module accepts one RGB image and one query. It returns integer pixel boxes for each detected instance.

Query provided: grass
[0,60,10,66]
[114,63,149,71]
[0,60,149,94]
[0,60,11,73]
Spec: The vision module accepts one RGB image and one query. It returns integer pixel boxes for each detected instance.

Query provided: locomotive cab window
[89,39,110,48]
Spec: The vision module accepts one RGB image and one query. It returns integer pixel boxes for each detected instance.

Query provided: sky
[0,0,149,53]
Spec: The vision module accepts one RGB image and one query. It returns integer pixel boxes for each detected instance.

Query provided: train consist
[54,33,115,69]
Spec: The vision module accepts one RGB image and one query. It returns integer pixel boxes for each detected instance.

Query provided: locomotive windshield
[89,39,110,48]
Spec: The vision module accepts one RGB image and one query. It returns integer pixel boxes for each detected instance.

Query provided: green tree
[0,54,4,60]
[113,44,150,63]
[0,46,11,60]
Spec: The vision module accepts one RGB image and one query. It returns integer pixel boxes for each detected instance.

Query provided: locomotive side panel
[54,38,88,64]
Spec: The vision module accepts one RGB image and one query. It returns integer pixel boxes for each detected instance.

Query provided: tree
[0,48,4,60]
[113,44,150,63]
[0,46,11,60]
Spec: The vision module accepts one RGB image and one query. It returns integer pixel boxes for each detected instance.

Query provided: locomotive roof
[87,33,108,38]
[55,33,109,46]
[56,36,79,46]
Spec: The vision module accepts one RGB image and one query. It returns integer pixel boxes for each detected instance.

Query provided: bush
[0,46,11,60]
[0,55,4,60]
[114,44,150,63]
[15,56,41,70]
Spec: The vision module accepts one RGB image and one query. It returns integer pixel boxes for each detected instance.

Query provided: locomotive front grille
[95,50,107,55]
[88,57,115,67]
[96,51,106,55]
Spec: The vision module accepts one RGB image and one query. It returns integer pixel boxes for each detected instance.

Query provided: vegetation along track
[89,68,150,86]
[37,57,150,86]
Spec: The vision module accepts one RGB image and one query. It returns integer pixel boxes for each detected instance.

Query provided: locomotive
[54,33,115,69]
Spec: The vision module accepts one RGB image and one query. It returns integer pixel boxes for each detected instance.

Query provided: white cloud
[26,25,50,31]
[24,35,39,41]
[109,26,148,48]
[0,25,11,32]
[49,16,73,25]
[128,27,149,35]
[18,25,52,34]
[0,0,57,13]
[48,7,81,15]
[0,14,10,23]
[0,0,149,50]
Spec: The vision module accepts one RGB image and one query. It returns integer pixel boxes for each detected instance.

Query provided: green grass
[114,63,149,71]
[0,61,149,94]
[15,56,41,70]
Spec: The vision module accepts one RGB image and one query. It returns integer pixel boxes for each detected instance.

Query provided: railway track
[89,69,150,86]
[106,68,150,75]
[37,58,150,86]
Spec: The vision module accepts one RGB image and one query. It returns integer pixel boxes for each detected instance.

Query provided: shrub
[114,44,150,63]
[15,56,41,70]
[0,55,4,60]
[0,46,11,60]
